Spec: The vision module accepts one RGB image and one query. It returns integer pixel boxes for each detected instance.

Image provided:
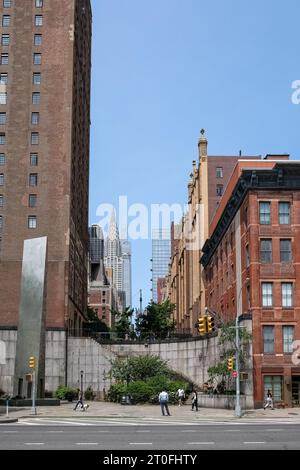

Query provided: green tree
[111,355,170,384]
[207,320,252,393]
[85,306,109,333]
[136,300,176,339]
[112,306,135,340]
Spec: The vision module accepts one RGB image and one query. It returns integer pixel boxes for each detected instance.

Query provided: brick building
[167,130,260,334]
[0,0,92,334]
[201,158,300,407]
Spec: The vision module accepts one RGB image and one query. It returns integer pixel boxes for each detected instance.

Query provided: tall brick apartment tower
[0,0,92,337]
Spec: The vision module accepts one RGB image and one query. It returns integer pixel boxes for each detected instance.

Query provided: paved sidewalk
[2,401,300,421]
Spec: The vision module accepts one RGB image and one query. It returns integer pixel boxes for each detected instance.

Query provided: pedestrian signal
[198,316,207,335]
[29,356,36,369]
[207,315,215,333]
[227,357,234,371]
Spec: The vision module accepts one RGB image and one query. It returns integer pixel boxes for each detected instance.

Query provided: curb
[0,417,18,424]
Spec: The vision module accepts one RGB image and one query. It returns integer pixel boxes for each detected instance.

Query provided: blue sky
[89,0,300,309]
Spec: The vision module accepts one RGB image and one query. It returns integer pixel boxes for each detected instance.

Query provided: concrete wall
[0,330,66,396]
[0,329,254,408]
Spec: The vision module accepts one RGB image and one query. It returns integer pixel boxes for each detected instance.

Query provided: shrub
[55,385,77,401]
[107,376,191,404]
[84,386,96,401]
[106,383,127,403]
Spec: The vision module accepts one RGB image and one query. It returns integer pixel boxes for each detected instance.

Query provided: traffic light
[227,357,234,371]
[29,356,36,369]
[198,316,207,335]
[206,315,215,333]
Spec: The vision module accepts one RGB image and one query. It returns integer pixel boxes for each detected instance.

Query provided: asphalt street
[1,419,300,450]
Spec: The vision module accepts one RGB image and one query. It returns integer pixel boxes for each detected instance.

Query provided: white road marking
[24,443,45,446]
[244,441,265,444]
[136,430,150,433]
[187,442,215,445]
[130,442,153,445]
[76,443,98,446]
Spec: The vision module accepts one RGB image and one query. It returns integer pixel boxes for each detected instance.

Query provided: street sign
[232,371,237,378]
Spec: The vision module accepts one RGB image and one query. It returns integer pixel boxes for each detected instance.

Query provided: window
[2,15,11,27]
[245,244,250,268]
[0,54,8,65]
[260,239,272,263]
[33,72,41,85]
[0,133,5,145]
[1,34,9,46]
[33,53,41,65]
[283,326,294,354]
[246,285,251,310]
[262,283,273,307]
[30,153,38,166]
[280,239,292,262]
[263,325,275,353]
[35,15,43,26]
[34,34,42,46]
[216,167,223,178]
[0,173,4,185]
[0,154,5,165]
[29,194,37,208]
[0,195,4,207]
[28,215,37,229]
[31,132,39,145]
[0,113,6,125]
[282,283,293,308]
[29,173,38,186]
[216,184,224,196]
[32,92,40,105]
[3,0,12,7]
[259,202,271,224]
[0,73,8,84]
[0,93,7,105]
[279,202,290,224]
[35,0,43,6]
[264,376,282,402]
[31,112,39,125]
[0,215,2,229]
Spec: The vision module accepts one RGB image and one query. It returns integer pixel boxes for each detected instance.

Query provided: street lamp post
[80,370,84,395]
[235,315,242,418]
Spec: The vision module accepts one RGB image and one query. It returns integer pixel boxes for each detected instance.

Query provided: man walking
[191,389,198,411]
[264,389,274,410]
[74,389,84,411]
[177,388,185,406]
[159,390,171,416]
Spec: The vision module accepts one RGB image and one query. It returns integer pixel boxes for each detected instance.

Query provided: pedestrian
[177,388,185,406]
[191,389,198,411]
[158,390,171,416]
[264,389,274,410]
[73,389,84,411]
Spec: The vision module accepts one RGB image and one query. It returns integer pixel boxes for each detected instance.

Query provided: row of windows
[263,325,294,354]
[259,201,290,224]
[2,0,44,7]
[0,132,41,144]
[0,193,37,208]
[0,91,40,105]
[1,14,43,27]
[1,52,42,65]
[0,172,39,186]
[262,282,293,308]
[0,153,38,166]
[0,215,37,229]
[260,239,292,263]
[0,112,40,125]
[0,34,42,48]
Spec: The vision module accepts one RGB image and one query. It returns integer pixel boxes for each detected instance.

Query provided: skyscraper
[0,0,92,333]
[151,229,171,302]
[104,210,125,309]
[121,239,132,308]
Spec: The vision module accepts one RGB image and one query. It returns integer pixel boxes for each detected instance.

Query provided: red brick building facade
[202,160,300,407]
[0,0,92,333]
